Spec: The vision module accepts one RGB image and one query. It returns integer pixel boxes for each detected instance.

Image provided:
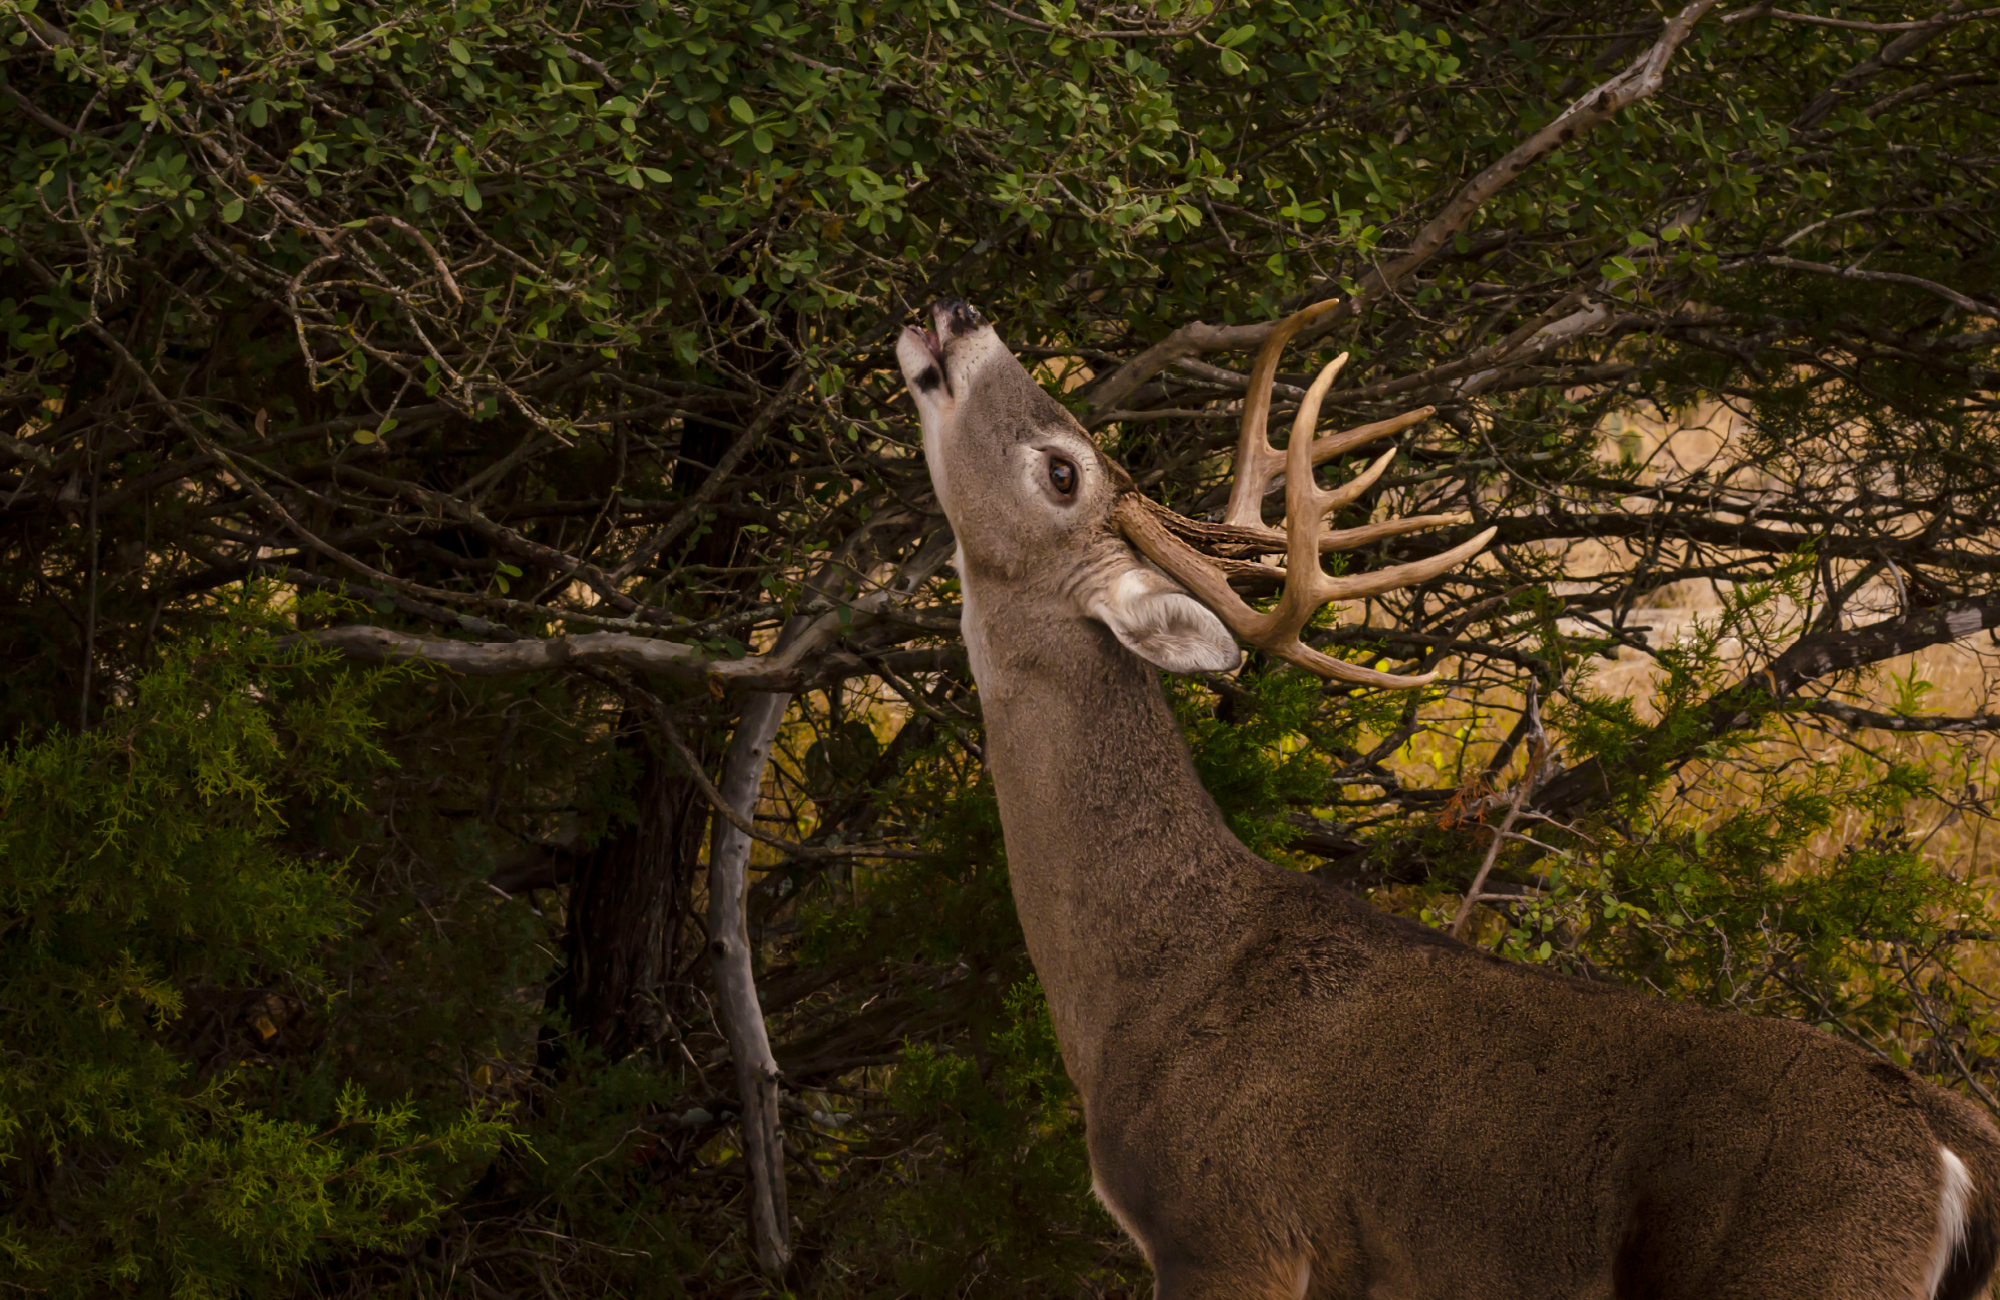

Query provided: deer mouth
[900,322,951,398]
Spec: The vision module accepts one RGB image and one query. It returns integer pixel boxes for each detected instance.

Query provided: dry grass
[1578,403,1999,885]
[1362,402,2000,1070]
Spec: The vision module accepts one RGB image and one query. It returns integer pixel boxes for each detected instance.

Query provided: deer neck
[962,575,1255,1088]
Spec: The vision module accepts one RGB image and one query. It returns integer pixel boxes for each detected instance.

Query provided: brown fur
[898,300,2000,1299]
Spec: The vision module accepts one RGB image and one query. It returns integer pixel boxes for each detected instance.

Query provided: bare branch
[1730,254,2000,317]
[1728,6,2000,33]
[295,610,897,692]
[1762,596,2000,700]
[1789,1,1977,131]
[3,82,80,137]
[610,370,810,582]
[1804,701,2000,734]
[703,686,794,1276]
[1077,0,1723,421]
[1538,594,2000,817]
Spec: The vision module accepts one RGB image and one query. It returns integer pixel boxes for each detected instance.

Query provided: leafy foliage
[869,981,1126,1299]
[0,608,510,1297]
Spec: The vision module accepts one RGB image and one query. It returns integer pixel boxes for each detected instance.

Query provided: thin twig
[1451,685,1550,940]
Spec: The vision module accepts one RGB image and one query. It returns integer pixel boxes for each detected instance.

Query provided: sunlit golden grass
[1369,403,2000,1060]
[1573,397,1996,890]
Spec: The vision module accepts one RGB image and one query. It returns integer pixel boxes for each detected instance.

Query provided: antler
[1114,300,1497,688]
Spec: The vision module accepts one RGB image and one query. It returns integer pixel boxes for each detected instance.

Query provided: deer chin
[900,322,965,517]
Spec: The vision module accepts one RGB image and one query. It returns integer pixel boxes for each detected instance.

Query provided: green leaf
[220,199,244,224]
[729,95,756,125]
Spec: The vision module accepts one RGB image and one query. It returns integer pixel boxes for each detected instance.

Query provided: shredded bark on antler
[1115,300,1497,688]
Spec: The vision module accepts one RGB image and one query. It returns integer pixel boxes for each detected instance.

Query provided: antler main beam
[1117,300,1496,688]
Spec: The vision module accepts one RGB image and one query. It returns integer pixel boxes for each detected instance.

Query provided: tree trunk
[549,726,708,1061]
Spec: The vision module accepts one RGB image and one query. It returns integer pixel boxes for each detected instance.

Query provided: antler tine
[1115,302,1496,689]
[1220,301,1441,530]
[1221,299,1341,529]
[1239,355,1497,682]
[1263,355,1357,637]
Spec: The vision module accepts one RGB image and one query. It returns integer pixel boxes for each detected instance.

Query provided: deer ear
[1087,566,1241,675]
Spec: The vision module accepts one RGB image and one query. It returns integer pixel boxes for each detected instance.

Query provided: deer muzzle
[899,299,991,400]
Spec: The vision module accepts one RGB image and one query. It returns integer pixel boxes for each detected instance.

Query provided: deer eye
[1047,456,1078,496]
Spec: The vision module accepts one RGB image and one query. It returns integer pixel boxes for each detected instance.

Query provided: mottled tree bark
[548,726,708,1061]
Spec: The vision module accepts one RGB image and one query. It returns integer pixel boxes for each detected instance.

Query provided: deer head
[897,298,1240,675]
[897,297,1498,686]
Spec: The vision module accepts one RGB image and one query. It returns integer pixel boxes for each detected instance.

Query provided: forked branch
[1078,0,1724,419]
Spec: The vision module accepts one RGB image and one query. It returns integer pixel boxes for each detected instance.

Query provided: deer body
[902,298,2000,1300]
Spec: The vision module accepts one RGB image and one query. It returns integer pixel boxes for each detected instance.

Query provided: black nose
[932,298,984,337]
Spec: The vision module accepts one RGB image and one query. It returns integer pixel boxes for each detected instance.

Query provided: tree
[2,0,1998,1293]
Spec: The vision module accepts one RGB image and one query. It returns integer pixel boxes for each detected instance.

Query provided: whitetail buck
[897,296,2000,1299]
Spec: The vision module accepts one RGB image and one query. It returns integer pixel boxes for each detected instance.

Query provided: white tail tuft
[1927,1146,1975,1298]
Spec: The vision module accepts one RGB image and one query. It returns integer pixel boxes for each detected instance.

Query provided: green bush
[0,607,510,1298]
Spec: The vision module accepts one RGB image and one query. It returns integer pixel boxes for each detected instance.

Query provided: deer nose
[932,298,985,339]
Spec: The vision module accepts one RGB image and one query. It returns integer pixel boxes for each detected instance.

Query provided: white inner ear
[1088,567,1241,675]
